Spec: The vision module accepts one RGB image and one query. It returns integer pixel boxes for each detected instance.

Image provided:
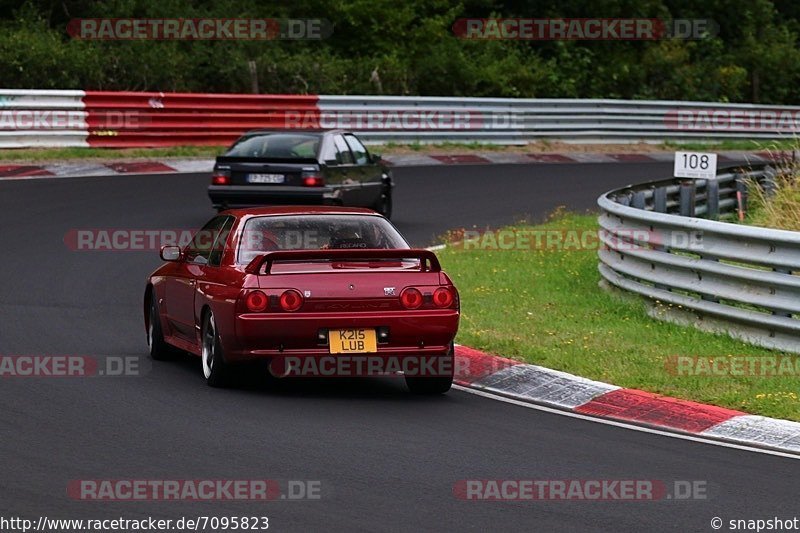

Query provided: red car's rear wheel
[148,298,176,361]
[202,311,230,387]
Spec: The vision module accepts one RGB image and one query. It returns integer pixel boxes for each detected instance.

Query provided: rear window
[226,134,320,159]
[237,214,409,265]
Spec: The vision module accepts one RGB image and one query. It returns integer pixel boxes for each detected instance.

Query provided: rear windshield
[237,214,409,265]
[226,133,320,159]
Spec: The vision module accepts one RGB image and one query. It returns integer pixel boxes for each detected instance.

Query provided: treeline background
[1,0,799,103]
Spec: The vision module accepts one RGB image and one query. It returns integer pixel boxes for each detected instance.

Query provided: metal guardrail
[4,89,800,148]
[319,96,800,144]
[597,164,800,353]
[0,89,88,147]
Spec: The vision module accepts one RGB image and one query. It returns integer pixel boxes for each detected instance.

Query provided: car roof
[239,129,350,137]
[221,205,380,217]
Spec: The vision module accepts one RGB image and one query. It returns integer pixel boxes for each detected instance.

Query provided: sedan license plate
[329,329,377,354]
[247,173,285,184]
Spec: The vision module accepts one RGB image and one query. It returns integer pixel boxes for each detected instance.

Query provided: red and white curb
[0,150,783,180]
[455,345,800,456]
[0,159,212,179]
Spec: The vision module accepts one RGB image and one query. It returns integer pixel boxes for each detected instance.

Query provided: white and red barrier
[5,89,800,148]
[0,89,321,148]
[0,90,88,147]
[83,91,319,147]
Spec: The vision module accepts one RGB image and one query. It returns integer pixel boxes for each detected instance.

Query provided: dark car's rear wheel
[148,297,175,361]
[202,311,230,387]
[372,186,392,219]
[405,343,454,394]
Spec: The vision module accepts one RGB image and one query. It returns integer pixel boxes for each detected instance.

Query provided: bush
[1,0,800,103]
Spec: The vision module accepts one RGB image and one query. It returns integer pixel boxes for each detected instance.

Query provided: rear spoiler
[245,248,441,275]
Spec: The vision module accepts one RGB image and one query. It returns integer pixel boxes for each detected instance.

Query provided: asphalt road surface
[1,162,797,532]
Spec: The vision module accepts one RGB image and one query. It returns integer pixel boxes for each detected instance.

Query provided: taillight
[302,171,324,187]
[432,287,455,308]
[400,288,423,309]
[212,171,230,185]
[279,290,304,312]
[244,290,268,312]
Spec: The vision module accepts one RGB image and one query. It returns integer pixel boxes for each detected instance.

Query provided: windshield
[237,214,409,265]
[225,133,320,159]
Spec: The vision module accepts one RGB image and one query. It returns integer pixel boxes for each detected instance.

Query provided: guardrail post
[632,191,646,210]
[735,174,748,219]
[706,179,720,220]
[651,234,671,292]
[679,180,696,217]
[698,248,720,302]
[772,266,792,317]
[762,165,777,198]
[653,186,667,213]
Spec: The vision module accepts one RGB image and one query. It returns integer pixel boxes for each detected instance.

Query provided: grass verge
[382,138,798,153]
[1,138,792,163]
[663,139,798,152]
[438,212,800,421]
[743,161,800,231]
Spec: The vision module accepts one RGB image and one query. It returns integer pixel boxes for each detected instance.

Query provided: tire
[372,185,392,219]
[201,311,230,387]
[147,297,175,361]
[405,343,454,394]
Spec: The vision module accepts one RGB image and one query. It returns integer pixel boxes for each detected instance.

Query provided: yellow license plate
[329,328,377,354]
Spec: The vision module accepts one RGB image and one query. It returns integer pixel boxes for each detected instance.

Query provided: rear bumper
[208,185,339,208]
[224,310,459,364]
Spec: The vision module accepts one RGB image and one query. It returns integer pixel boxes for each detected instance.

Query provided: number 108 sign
[673,151,717,179]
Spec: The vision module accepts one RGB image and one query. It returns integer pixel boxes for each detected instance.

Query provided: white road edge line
[452,384,800,461]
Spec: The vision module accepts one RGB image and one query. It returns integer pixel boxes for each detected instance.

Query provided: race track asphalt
[1,162,797,532]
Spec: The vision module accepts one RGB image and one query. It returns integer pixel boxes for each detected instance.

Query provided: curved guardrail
[597,165,800,353]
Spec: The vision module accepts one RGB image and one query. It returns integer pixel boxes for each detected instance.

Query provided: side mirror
[160,245,182,262]
[371,152,382,163]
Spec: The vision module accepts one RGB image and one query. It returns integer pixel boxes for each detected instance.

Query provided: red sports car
[144,206,460,393]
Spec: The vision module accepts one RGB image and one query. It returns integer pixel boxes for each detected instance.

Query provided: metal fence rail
[0,89,88,147]
[597,165,800,352]
[4,88,800,148]
[318,96,800,144]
